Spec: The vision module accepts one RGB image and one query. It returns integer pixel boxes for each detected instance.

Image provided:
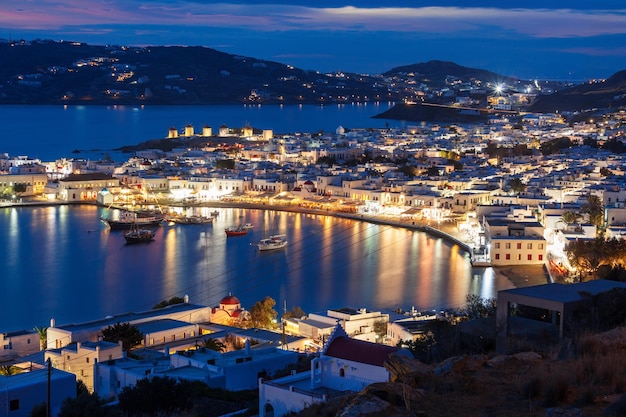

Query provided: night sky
[1,1,625,80]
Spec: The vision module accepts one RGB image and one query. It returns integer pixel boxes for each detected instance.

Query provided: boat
[168,214,213,225]
[225,226,248,236]
[122,225,156,244]
[242,223,254,229]
[102,210,164,230]
[257,234,288,251]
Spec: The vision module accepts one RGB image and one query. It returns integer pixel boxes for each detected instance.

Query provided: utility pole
[46,358,51,417]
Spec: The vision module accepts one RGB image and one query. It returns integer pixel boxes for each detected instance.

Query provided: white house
[0,330,40,362]
[95,341,298,399]
[45,340,124,393]
[258,325,412,417]
[0,365,75,417]
[47,302,212,350]
[299,307,389,343]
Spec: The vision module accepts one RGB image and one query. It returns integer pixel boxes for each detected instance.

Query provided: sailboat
[256,214,287,251]
[257,234,288,251]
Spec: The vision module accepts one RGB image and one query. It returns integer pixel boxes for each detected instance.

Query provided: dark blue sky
[1,1,625,80]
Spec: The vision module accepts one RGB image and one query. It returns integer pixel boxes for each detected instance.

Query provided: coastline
[6,197,551,290]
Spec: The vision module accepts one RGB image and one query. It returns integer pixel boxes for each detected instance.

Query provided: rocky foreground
[297,328,626,417]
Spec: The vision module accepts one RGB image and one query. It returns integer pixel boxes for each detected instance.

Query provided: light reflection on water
[0,205,513,331]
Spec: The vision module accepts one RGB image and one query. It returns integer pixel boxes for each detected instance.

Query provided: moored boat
[102,210,164,230]
[167,214,213,225]
[122,225,156,244]
[225,226,248,236]
[257,234,288,251]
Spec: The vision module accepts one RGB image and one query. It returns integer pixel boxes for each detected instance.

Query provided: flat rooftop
[499,279,626,304]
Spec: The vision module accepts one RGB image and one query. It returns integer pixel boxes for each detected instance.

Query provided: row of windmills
[167,124,273,140]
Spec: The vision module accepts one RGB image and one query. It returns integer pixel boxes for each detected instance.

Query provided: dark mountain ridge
[529,70,626,113]
[1,39,625,116]
[384,60,519,86]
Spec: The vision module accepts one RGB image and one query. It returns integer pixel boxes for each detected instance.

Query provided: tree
[316,156,336,167]
[600,167,613,177]
[33,326,48,351]
[152,296,185,309]
[203,337,226,352]
[249,296,278,329]
[426,166,440,177]
[13,183,27,196]
[117,376,191,416]
[396,164,417,178]
[373,319,387,341]
[0,365,22,376]
[215,159,235,169]
[28,403,47,417]
[58,388,108,417]
[101,322,143,352]
[559,211,581,230]
[507,178,526,194]
[282,306,306,320]
[462,294,496,319]
[582,194,604,234]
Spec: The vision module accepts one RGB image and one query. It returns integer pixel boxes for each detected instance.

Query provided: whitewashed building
[259,325,412,417]
[0,365,75,417]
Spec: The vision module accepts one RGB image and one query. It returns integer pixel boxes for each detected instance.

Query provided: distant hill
[3,39,624,116]
[384,60,519,86]
[0,39,393,105]
[528,70,626,113]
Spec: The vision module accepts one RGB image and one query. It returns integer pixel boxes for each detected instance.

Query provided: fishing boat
[169,214,213,225]
[257,234,288,251]
[225,225,248,236]
[102,210,164,230]
[122,224,156,244]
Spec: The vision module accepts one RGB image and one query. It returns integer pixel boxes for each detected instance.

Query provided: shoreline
[5,198,551,289]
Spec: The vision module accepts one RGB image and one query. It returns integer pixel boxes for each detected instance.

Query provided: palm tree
[0,365,21,376]
[202,338,226,352]
[33,326,48,351]
[582,194,605,237]
[560,211,581,231]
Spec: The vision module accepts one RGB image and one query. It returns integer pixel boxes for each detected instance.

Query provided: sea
[0,104,513,332]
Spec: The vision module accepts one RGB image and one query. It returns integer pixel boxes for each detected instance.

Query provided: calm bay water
[0,103,406,162]
[0,205,511,331]
[0,104,512,332]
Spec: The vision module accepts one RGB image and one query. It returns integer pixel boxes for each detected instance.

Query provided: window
[517,243,522,250]
[539,254,543,261]
[528,254,532,261]
[517,254,522,261]
[27,339,30,344]
[86,357,90,363]
[505,243,511,249]
[539,243,544,250]
[9,399,19,411]
[495,243,500,249]
[339,368,345,377]
[495,254,500,260]
[527,243,533,249]
[505,254,511,260]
